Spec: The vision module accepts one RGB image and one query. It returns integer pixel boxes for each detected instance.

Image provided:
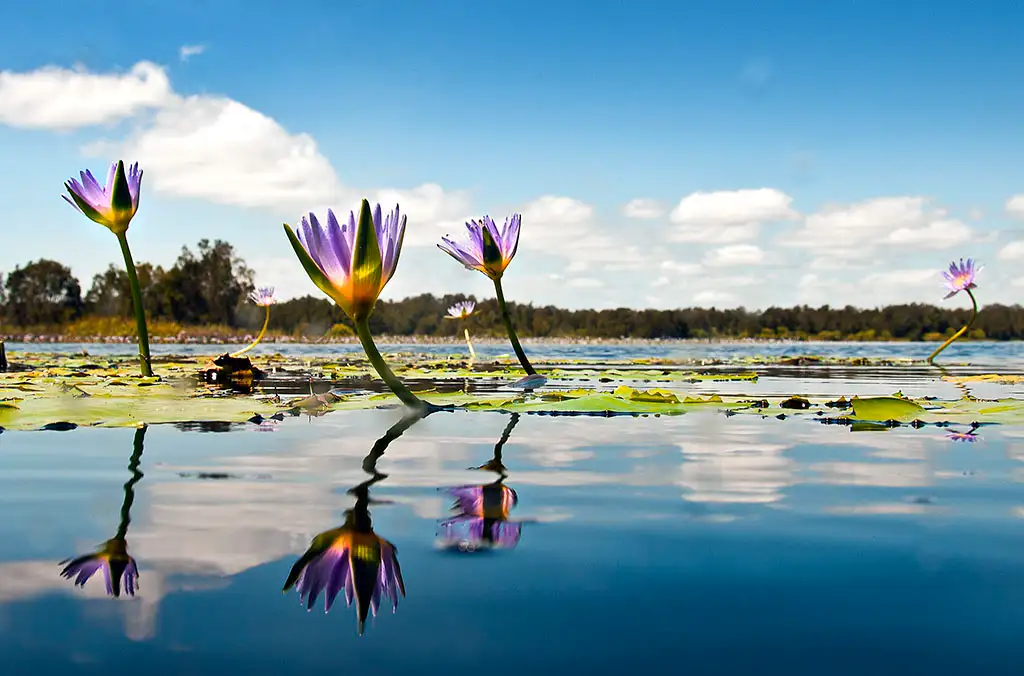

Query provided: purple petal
[447,485,484,514]
[467,518,485,542]
[502,213,521,261]
[324,554,350,612]
[101,564,114,595]
[493,522,523,548]
[325,209,352,279]
[438,237,483,269]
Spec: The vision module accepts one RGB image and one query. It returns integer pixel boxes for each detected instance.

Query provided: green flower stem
[231,305,271,357]
[115,425,147,540]
[116,233,152,377]
[927,288,978,364]
[464,327,477,359]
[354,317,427,410]
[493,277,537,376]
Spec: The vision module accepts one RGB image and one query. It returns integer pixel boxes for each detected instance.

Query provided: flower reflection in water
[439,412,526,552]
[59,424,146,598]
[283,410,426,635]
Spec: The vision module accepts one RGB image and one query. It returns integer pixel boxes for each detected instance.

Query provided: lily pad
[849,396,926,422]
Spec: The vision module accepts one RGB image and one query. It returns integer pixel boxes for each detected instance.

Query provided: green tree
[4,259,84,326]
[159,240,254,326]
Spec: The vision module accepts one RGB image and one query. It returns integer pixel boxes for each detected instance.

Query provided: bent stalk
[927,289,978,364]
[231,305,271,357]
[464,327,477,359]
[116,233,152,377]
[493,278,536,376]
[355,318,428,410]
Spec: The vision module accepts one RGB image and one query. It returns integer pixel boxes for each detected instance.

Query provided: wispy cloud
[179,44,206,62]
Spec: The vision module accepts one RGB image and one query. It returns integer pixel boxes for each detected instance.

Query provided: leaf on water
[850,396,925,422]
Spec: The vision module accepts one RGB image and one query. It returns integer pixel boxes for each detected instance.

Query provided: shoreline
[0,334,1003,347]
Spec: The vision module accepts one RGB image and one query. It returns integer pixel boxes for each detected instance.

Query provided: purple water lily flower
[946,430,980,443]
[439,483,522,550]
[63,160,143,235]
[283,524,405,635]
[438,214,521,280]
[249,286,277,307]
[286,201,406,321]
[942,258,982,300]
[59,537,139,598]
[446,300,476,319]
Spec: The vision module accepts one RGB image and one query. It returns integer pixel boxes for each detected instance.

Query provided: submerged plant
[438,214,545,387]
[63,161,151,376]
[59,424,146,598]
[445,300,477,359]
[231,286,277,357]
[928,258,982,364]
[284,201,429,410]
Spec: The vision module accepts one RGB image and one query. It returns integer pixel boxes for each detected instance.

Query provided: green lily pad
[849,396,926,422]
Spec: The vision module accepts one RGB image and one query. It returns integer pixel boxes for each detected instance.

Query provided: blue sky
[1,0,1022,310]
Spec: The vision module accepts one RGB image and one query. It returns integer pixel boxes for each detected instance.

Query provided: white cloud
[669,188,797,243]
[1006,195,1024,219]
[786,196,973,262]
[88,94,340,211]
[179,44,206,62]
[999,240,1024,261]
[621,198,665,219]
[522,195,593,224]
[703,244,764,267]
[568,277,604,288]
[0,61,172,130]
[518,195,647,267]
[693,290,737,306]
[661,260,702,276]
[670,188,798,225]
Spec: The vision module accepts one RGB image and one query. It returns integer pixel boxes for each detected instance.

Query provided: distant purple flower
[947,430,979,443]
[446,300,476,319]
[439,483,522,550]
[942,258,981,300]
[63,161,143,235]
[59,537,139,598]
[249,286,277,307]
[438,214,521,280]
[286,201,406,320]
[283,525,405,635]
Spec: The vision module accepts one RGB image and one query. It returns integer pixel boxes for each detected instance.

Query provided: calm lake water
[1,344,1022,673]
[9,339,1024,367]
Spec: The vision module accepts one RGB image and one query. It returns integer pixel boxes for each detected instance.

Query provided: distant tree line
[1,242,1023,340]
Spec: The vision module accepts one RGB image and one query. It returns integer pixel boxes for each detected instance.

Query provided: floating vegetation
[0,350,1019,430]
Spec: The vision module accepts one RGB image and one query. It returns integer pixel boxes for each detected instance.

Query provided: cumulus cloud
[998,240,1024,261]
[785,196,973,262]
[703,244,765,267]
[179,44,206,62]
[0,61,172,129]
[1006,195,1024,219]
[669,188,798,242]
[621,198,665,219]
[518,195,647,267]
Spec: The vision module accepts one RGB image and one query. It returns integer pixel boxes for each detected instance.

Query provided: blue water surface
[0,397,1022,674]
[8,339,1024,367]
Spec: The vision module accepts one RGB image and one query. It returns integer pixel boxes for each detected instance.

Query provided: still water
[10,339,1024,366]
[1,396,1022,673]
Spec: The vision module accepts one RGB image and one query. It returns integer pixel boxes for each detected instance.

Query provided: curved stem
[231,305,270,357]
[116,233,152,377]
[927,288,979,364]
[464,327,476,360]
[354,317,427,410]
[115,425,147,540]
[493,277,536,375]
